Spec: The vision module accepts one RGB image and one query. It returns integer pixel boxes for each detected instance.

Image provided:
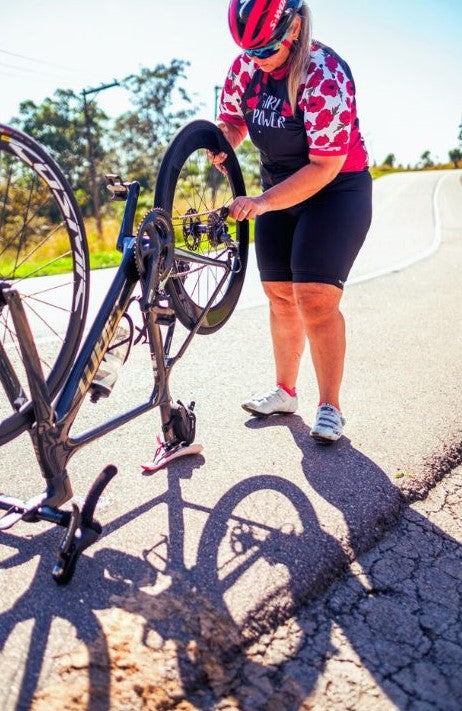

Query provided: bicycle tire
[0,124,90,445]
[154,120,249,334]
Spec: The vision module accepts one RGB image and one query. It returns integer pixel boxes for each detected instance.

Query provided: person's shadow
[243,414,462,709]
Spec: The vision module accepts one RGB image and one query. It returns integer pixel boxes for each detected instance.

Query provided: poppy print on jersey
[218,41,368,178]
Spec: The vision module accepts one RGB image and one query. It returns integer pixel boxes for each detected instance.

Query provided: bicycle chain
[167,206,230,221]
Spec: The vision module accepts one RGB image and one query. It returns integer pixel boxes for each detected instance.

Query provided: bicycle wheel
[154,120,248,334]
[0,124,90,445]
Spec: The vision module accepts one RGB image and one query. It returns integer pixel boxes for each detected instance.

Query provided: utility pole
[81,81,119,240]
[214,85,222,121]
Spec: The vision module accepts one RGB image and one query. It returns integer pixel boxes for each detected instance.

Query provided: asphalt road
[0,169,461,710]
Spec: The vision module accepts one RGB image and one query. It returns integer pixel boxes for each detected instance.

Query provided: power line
[0,59,77,83]
[0,59,54,75]
[0,48,75,72]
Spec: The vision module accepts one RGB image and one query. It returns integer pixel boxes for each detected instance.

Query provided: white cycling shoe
[310,403,346,443]
[241,386,298,417]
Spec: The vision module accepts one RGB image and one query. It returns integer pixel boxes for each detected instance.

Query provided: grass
[2,254,77,278]
[89,250,122,269]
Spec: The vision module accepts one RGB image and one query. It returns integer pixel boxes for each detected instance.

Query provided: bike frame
[0,179,235,582]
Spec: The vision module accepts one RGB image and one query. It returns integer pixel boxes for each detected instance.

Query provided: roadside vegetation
[4,65,462,272]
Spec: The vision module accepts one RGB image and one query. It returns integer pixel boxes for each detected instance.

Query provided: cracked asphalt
[252,465,462,711]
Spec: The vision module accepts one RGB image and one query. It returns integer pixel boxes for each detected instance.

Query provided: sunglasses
[245,30,291,59]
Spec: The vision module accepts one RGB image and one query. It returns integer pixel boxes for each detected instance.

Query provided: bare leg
[293,282,345,411]
[262,282,305,389]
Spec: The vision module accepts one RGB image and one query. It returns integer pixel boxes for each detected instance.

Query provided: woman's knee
[262,281,297,316]
[293,283,342,325]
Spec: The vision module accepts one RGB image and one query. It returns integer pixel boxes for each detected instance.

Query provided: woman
[212,0,372,443]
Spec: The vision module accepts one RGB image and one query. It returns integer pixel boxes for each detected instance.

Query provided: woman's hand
[228,195,269,221]
[206,149,228,175]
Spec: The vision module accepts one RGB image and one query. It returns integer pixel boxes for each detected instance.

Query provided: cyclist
[211,0,372,443]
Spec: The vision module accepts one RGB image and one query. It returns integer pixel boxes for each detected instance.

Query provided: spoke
[1,304,58,375]
[0,316,23,363]
[17,278,74,300]
[0,192,52,264]
[22,299,65,343]
[21,293,72,315]
[0,158,12,243]
[169,151,238,308]
[6,250,73,284]
[162,132,247,328]
[4,221,67,277]
[11,175,36,274]
[0,309,15,346]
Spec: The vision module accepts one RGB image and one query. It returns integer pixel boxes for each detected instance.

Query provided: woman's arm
[208,121,248,171]
[229,154,346,220]
[217,120,247,150]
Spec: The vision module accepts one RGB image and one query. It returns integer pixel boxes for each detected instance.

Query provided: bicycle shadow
[0,445,345,709]
[0,521,161,711]
[245,413,404,560]
[1,423,460,710]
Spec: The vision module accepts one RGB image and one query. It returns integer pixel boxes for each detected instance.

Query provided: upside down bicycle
[0,119,248,583]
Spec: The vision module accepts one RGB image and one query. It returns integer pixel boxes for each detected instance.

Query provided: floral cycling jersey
[218,41,369,189]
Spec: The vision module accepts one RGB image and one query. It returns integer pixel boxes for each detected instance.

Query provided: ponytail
[287,3,312,115]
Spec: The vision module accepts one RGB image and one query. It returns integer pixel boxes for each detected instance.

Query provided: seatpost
[116,181,140,252]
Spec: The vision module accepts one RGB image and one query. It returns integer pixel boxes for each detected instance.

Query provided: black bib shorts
[255,169,372,289]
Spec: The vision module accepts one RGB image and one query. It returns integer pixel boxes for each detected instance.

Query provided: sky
[1,0,461,167]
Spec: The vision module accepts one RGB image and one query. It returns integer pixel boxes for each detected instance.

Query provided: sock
[278,382,296,397]
[318,400,341,412]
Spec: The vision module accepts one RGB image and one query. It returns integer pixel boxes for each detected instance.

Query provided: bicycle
[0,118,248,584]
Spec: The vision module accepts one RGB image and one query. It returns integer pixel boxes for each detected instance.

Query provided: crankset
[135,208,174,309]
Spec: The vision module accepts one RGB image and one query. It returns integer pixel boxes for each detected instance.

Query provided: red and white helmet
[228,0,303,50]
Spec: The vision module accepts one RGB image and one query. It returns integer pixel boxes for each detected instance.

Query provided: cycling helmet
[228,0,303,50]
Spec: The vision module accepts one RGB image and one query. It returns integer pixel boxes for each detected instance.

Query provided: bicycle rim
[154,120,248,334]
[0,124,89,445]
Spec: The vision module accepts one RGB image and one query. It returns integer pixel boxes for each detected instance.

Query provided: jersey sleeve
[299,50,355,157]
[218,54,254,128]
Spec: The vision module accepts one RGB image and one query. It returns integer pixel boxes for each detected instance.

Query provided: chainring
[135,207,174,281]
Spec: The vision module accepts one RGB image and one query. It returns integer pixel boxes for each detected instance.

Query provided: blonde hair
[288,2,312,115]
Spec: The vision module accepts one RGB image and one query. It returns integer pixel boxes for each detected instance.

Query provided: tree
[448,148,462,169]
[111,59,198,189]
[419,150,434,169]
[382,153,395,168]
[13,89,109,222]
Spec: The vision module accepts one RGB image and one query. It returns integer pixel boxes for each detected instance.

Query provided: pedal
[105,174,129,201]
